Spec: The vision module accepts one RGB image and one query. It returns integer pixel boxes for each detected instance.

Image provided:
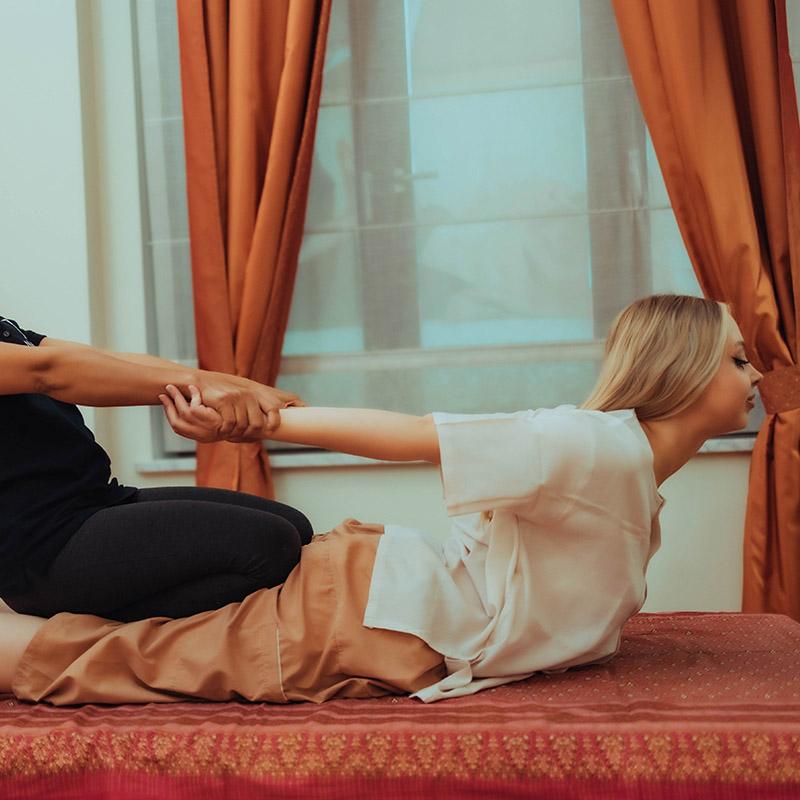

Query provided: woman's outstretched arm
[160,385,442,464]
[266,407,441,464]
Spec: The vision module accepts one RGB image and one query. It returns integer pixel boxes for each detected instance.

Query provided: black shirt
[0,315,138,597]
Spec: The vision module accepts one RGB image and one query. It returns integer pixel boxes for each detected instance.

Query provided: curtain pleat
[176,0,332,496]
[612,0,800,620]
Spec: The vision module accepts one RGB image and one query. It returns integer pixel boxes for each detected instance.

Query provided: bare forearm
[264,406,438,463]
[114,353,253,390]
[42,347,201,406]
[114,351,195,372]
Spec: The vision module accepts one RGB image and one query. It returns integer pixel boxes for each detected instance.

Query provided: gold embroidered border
[0,730,798,782]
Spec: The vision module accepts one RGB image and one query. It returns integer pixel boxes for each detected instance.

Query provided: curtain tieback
[756,365,800,414]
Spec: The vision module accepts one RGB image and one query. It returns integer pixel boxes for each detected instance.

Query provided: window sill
[135,449,430,474]
[699,433,758,453]
[135,434,757,475]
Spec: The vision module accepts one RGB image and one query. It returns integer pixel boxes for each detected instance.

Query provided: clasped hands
[157,372,305,444]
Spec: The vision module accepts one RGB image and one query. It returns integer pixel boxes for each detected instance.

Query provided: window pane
[131,0,769,455]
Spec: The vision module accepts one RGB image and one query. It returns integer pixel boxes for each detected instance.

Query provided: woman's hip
[276,517,447,702]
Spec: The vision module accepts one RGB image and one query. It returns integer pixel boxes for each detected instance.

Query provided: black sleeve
[1,317,46,346]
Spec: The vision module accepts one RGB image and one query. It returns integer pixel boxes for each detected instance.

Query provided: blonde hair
[577,294,732,421]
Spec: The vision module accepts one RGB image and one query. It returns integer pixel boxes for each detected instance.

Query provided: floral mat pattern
[0,611,798,799]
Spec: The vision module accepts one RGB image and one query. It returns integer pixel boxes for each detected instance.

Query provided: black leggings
[4,486,314,622]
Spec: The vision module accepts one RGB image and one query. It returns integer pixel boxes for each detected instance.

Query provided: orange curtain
[176,0,331,497]
[611,0,800,620]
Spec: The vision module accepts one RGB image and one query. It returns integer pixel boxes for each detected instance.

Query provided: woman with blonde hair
[1,294,762,706]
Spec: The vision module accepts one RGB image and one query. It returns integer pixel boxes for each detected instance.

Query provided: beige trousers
[12,518,448,705]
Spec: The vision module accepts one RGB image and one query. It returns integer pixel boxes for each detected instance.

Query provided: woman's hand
[158,384,275,443]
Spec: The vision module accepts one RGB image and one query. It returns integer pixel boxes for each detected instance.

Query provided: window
[132,0,765,457]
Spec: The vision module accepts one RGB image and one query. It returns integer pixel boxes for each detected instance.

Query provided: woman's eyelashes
[734,356,750,368]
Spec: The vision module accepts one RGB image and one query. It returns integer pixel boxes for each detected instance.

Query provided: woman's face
[695,314,762,436]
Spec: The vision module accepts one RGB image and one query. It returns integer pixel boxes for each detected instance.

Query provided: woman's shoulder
[534,404,645,468]
[528,403,638,432]
[437,403,641,441]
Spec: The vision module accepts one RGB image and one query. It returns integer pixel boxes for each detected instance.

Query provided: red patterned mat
[1,611,798,799]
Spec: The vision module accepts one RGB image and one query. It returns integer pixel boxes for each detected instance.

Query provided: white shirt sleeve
[432,408,589,519]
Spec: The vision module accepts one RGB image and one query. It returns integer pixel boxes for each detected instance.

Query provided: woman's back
[361,404,666,702]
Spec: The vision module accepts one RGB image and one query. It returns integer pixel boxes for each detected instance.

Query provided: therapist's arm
[39,344,200,406]
[266,407,441,464]
[39,336,198,375]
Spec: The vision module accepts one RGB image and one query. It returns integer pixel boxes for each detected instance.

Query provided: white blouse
[362,404,666,703]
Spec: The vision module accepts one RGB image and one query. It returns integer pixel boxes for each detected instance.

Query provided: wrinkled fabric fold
[11,518,446,706]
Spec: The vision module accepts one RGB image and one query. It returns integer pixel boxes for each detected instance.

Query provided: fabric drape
[612,0,800,620]
[176,0,331,496]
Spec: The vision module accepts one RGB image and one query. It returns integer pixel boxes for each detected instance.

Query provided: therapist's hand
[190,371,304,439]
[159,384,281,443]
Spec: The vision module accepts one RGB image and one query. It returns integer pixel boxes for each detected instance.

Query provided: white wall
[0,0,754,615]
[0,0,97,431]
